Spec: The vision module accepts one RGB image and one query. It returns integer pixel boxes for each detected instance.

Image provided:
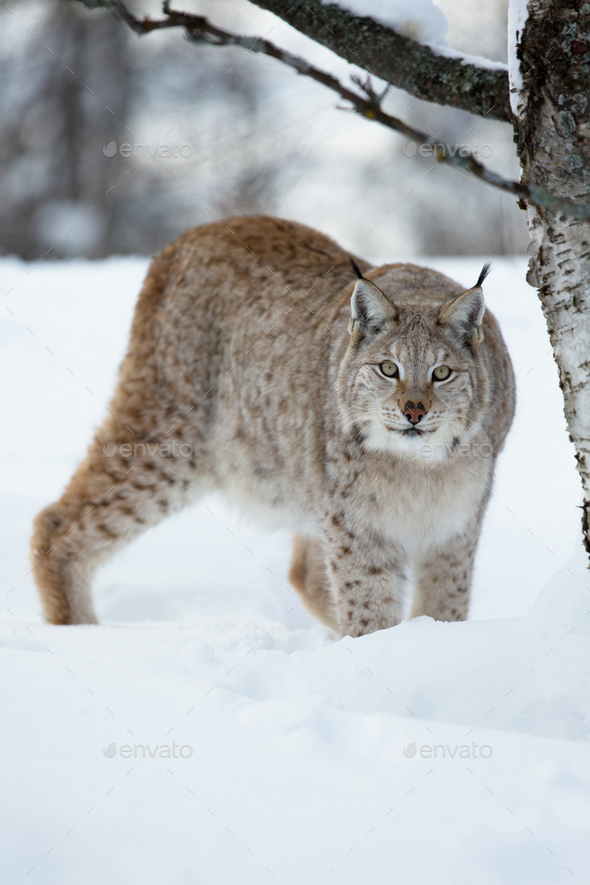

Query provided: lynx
[31,216,515,636]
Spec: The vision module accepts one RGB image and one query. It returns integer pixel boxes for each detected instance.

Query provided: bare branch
[83,0,590,222]
[246,0,512,122]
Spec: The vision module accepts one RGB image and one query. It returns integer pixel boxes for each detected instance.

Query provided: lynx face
[338,269,489,462]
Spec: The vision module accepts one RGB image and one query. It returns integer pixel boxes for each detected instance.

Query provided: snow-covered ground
[1,254,589,884]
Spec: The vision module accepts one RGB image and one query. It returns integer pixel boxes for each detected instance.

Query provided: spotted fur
[30,216,515,635]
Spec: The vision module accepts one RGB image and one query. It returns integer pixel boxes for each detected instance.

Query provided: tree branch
[246,0,512,122]
[83,0,590,222]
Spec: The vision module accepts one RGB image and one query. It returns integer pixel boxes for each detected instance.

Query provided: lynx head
[337,261,491,462]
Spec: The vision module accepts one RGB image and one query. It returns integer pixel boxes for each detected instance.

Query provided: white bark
[517,0,590,550]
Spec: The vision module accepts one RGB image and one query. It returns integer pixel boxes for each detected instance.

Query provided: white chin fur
[362,417,466,463]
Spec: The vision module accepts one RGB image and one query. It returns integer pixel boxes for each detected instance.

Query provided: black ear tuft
[349,257,365,280]
[475,262,491,289]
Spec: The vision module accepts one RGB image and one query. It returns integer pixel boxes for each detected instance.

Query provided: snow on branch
[83,0,590,222]
[245,0,512,122]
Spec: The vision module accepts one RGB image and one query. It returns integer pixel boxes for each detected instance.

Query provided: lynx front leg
[324,523,408,637]
[410,528,480,622]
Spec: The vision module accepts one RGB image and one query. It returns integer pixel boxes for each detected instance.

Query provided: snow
[322,0,507,71]
[427,43,508,72]
[1,254,589,883]
[322,0,447,45]
[507,0,530,115]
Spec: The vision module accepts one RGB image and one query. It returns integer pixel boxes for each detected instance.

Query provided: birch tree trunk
[517,0,590,553]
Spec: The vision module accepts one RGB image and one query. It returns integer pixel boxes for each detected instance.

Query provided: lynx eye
[433,365,452,381]
[380,361,399,378]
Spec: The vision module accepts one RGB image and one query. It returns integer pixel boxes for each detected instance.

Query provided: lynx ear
[351,279,397,333]
[439,265,489,346]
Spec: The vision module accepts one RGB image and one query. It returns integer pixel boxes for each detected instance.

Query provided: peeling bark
[248,0,512,121]
[517,0,590,552]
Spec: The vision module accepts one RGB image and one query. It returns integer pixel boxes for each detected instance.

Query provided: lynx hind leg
[410,529,479,622]
[31,428,196,625]
[288,534,338,631]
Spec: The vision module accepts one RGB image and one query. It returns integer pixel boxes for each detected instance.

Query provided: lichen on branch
[247,0,512,122]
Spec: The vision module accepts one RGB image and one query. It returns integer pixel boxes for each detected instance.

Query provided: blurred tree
[0,0,294,258]
[1,0,530,261]
[0,0,130,258]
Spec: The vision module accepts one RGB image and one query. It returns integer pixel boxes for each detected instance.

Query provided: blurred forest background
[0,0,528,262]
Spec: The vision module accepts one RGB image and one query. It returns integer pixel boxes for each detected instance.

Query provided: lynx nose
[403,401,426,425]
